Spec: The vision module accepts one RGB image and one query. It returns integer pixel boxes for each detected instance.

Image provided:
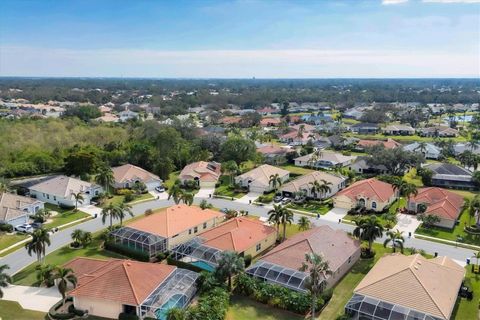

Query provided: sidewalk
[2,284,61,312]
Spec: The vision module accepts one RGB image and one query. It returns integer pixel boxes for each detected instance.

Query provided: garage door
[145,181,161,191]
[333,199,353,209]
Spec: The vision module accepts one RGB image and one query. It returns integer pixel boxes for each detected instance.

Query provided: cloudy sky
[0,0,479,78]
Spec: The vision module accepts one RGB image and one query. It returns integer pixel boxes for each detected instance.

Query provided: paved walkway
[235,192,262,204]
[394,213,422,237]
[323,207,349,222]
[195,187,215,199]
[2,285,61,312]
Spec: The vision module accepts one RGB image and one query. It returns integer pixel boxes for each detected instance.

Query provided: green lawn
[388,197,407,214]
[226,295,304,320]
[403,168,424,187]
[0,233,28,252]
[164,171,180,189]
[287,200,332,215]
[279,165,313,176]
[453,265,480,320]
[0,300,47,320]
[214,175,248,199]
[104,192,154,206]
[45,210,90,230]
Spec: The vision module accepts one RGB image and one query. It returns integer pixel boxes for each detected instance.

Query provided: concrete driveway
[80,204,102,217]
[2,284,61,312]
[322,207,349,222]
[394,213,422,237]
[195,187,215,199]
[235,192,262,204]
[149,190,169,200]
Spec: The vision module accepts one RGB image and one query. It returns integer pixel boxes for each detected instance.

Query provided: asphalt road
[0,197,474,276]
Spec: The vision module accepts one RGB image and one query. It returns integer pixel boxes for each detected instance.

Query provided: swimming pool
[154,294,186,320]
[191,260,216,272]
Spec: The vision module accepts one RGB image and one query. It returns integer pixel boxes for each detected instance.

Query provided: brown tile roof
[409,187,464,220]
[220,116,241,124]
[112,164,161,184]
[256,145,290,155]
[335,178,395,202]
[179,161,221,183]
[65,257,176,306]
[260,117,282,126]
[0,193,40,222]
[357,138,401,149]
[236,164,289,188]
[127,205,224,238]
[199,217,276,252]
[354,254,465,320]
[260,226,360,272]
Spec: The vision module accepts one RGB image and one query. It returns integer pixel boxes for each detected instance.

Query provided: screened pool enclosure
[110,227,167,259]
[171,237,223,271]
[139,268,199,320]
[246,260,317,293]
[344,294,443,320]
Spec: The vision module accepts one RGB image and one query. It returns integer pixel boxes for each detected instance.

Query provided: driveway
[80,204,102,217]
[2,285,61,312]
[394,213,422,237]
[195,187,215,199]
[149,190,169,200]
[322,207,349,222]
[235,192,262,204]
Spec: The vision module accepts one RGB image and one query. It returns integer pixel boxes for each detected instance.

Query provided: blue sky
[0,0,479,78]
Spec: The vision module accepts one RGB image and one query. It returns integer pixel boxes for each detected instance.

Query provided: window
[46,195,50,199]
[53,196,56,201]
[348,256,352,264]
[371,202,377,209]
[203,222,207,229]
[189,229,192,235]
[194,227,198,233]
[256,243,261,251]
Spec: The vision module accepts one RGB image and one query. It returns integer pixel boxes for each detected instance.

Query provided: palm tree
[383,229,405,253]
[467,138,480,152]
[299,253,331,320]
[25,228,51,263]
[309,179,332,199]
[215,251,244,291]
[298,216,311,231]
[79,231,93,248]
[54,267,77,305]
[0,264,11,298]
[35,264,55,287]
[166,308,186,320]
[179,192,194,206]
[269,173,283,192]
[223,160,239,186]
[353,215,384,254]
[117,202,133,225]
[472,251,480,269]
[469,195,480,226]
[168,180,183,205]
[415,141,428,157]
[31,208,52,223]
[71,192,84,211]
[101,203,121,227]
[268,204,283,235]
[95,165,115,195]
[70,229,84,247]
[279,207,294,242]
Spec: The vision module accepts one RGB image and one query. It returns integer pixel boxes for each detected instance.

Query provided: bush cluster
[186,287,230,320]
[257,193,274,203]
[0,223,13,232]
[104,241,150,262]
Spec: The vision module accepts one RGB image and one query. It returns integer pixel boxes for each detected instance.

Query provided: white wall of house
[74,296,128,319]
[30,186,102,208]
[235,174,289,194]
[333,194,396,212]
[5,215,28,226]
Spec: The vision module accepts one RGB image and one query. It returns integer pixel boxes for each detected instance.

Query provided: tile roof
[29,175,97,199]
[199,217,276,252]
[260,117,282,126]
[179,161,221,183]
[335,178,395,202]
[354,253,465,320]
[260,226,360,272]
[409,187,464,220]
[127,205,224,238]
[256,145,290,155]
[0,193,40,222]
[357,138,401,149]
[65,257,176,306]
[383,124,415,131]
[281,171,345,194]
[236,164,290,188]
[112,164,161,184]
[294,151,355,165]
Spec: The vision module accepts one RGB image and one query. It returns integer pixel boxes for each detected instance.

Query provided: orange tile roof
[180,161,221,183]
[199,217,276,252]
[220,116,241,124]
[127,205,224,238]
[335,178,395,202]
[112,164,161,184]
[357,138,401,149]
[65,257,176,306]
[260,117,282,126]
[409,187,464,220]
[256,145,289,155]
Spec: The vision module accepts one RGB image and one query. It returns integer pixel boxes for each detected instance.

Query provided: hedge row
[166,257,205,273]
[104,241,150,262]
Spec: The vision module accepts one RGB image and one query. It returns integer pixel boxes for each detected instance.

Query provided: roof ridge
[122,261,142,305]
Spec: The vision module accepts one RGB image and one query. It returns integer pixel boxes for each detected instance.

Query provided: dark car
[31,222,43,229]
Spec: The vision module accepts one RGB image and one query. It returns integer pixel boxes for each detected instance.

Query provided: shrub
[166,257,204,273]
[321,288,334,303]
[244,254,252,267]
[118,313,139,320]
[0,223,13,232]
[186,288,230,320]
[59,203,75,210]
[257,193,274,203]
[48,299,75,319]
[156,251,170,261]
[124,193,137,202]
[67,304,85,316]
[104,241,150,262]
[144,208,154,216]
[116,188,132,195]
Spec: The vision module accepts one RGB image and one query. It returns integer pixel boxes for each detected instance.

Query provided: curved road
[0,197,473,276]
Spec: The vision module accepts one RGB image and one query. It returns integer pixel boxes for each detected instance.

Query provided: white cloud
[382,0,409,5]
[0,46,477,78]
[422,0,480,3]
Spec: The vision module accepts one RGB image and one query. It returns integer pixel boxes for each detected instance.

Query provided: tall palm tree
[299,253,331,320]
[71,192,84,211]
[0,264,11,298]
[215,251,244,291]
[35,264,55,287]
[469,195,480,226]
[298,216,311,231]
[279,207,294,242]
[168,180,183,205]
[309,179,332,199]
[223,160,239,186]
[101,203,121,227]
[95,165,115,195]
[353,215,384,254]
[415,141,428,157]
[25,228,51,263]
[383,229,405,253]
[117,202,133,225]
[54,267,77,305]
[179,192,194,206]
[269,173,283,192]
[70,229,84,246]
[268,205,283,236]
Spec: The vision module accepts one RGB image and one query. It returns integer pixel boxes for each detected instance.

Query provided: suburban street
[0,196,474,276]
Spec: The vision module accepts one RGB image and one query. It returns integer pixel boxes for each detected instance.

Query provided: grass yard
[287,200,332,215]
[226,295,304,320]
[279,164,314,175]
[214,176,248,199]
[164,171,180,188]
[403,168,424,187]
[0,300,47,320]
[452,265,480,320]
[104,192,154,206]
[44,210,90,230]
[0,233,28,252]
[388,197,407,214]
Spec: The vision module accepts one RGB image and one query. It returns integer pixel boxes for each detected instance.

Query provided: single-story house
[355,138,401,151]
[382,124,415,135]
[119,110,139,122]
[454,143,480,156]
[349,123,380,134]
[418,125,459,137]
[246,226,361,292]
[235,164,290,194]
[403,142,441,159]
[110,205,224,259]
[29,175,103,207]
[294,151,355,169]
[256,145,294,165]
[65,257,199,320]
[278,131,319,146]
[172,217,277,271]
[179,161,221,187]
[345,253,465,320]
[112,164,163,191]
[408,187,464,229]
[349,156,389,175]
[280,171,347,200]
[260,117,282,127]
[425,163,477,190]
[0,192,44,226]
[333,178,397,212]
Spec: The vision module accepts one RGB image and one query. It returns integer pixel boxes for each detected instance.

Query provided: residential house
[94,113,119,123]
[112,164,163,191]
[453,143,480,156]
[294,151,355,169]
[382,124,415,135]
[343,108,364,120]
[110,205,224,259]
[179,161,221,188]
[328,135,359,149]
[260,117,282,127]
[119,110,139,122]
[246,226,361,292]
[301,113,333,125]
[408,187,464,229]
[257,107,279,115]
[418,125,459,137]
[29,175,102,207]
[278,131,318,146]
[404,142,441,159]
[219,116,241,125]
[65,257,198,320]
[349,123,380,134]
[280,171,347,200]
[345,254,465,320]
[172,217,277,271]
[235,164,289,193]
[355,138,401,151]
[425,163,476,190]
[0,193,44,226]
[349,156,388,175]
[333,178,397,212]
[256,145,294,165]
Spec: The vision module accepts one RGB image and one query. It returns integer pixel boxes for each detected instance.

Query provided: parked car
[31,222,43,229]
[155,185,165,193]
[15,223,34,233]
[273,195,284,203]
[281,198,292,205]
[220,208,229,214]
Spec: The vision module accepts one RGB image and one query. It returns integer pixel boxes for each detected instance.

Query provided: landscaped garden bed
[286,199,332,215]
